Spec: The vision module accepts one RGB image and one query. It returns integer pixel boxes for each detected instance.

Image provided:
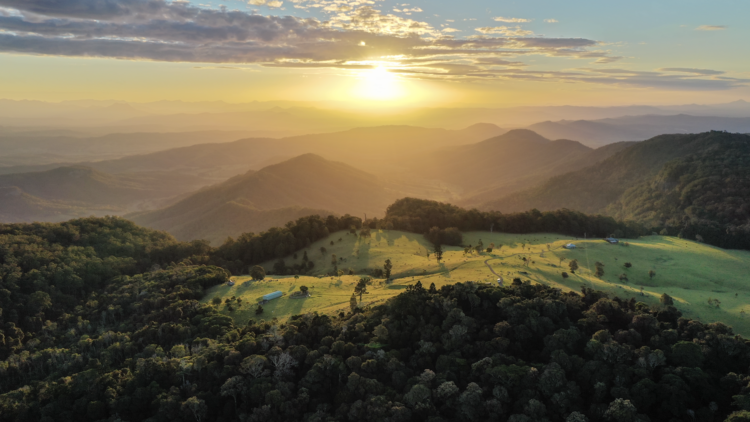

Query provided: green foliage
[354,277,370,302]
[250,265,266,280]
[569,259,579,272]
[384,259,393,279]
[385,197,644,239]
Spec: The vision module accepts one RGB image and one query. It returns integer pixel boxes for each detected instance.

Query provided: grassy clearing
[201,230,750,335]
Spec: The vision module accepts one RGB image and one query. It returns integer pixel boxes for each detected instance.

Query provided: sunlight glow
[353,66,404,101]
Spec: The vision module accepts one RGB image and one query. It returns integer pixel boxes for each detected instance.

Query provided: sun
[354,66,404,101]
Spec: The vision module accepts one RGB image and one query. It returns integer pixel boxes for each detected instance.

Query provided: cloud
[659,67,725,76]
[594,56,623,64]
[475,26,534,36]
[695,25,727,31]
[493,16,531,23]
[544,19,558,23]
[249,0,284,7]
[0,0,741,91]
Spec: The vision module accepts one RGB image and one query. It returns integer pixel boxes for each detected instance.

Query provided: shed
[227,281,235,287]
[605,237,619,244]
[262,291,283,301]
[565,243,577,249]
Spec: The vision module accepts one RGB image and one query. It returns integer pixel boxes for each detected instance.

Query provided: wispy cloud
[248,0,284,8]
[475,26,534,37]
[696,25,727,31]
[493,16,531,23]
[544,19,558,23]
[659,68,724,76]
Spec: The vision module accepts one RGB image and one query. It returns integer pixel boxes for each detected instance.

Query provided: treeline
[211,214,363,274]
[378,198,646,239]
[3,259,750,421]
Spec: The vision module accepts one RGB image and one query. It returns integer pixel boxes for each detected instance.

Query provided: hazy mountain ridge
[0,165,209,222]
[410,129,624,204]
[129,154,399,242]
[528,114,750,147]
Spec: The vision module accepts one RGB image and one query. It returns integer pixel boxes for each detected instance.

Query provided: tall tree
[354,277,370,303]
[384,259,393,279]
[569,259,579,273]
[433,243,443,263]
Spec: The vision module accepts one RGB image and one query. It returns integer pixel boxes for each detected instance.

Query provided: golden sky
[0,0,748,106]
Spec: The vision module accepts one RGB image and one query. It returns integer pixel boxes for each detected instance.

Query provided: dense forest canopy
[2,257,750,421]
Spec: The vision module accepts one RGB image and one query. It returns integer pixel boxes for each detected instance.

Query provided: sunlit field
[203,229,750,335]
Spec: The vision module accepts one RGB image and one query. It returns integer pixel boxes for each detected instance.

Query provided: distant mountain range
[0,130,267,168]
[527,114,750,147]
[128,154,399,244]
[2,98,749,133]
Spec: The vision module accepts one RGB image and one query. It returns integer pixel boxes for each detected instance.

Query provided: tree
[562,272,569,278]
[350,294,358,311]
[28,291,52,314]
[433,243,443,263]
[220,376,244,407]
[373,324,389,343]
[302,251,309,261]
[660,293,674,306]
[487,243,495,253]
[182,397,207,422]
[384,259,393,279]
[569,259,579,273]
[255,304,264,315]
[354,277,370,302]
[250,265,266,280]
[300,285,309,295]
[648,270,656,279]
[320,246,327,255]
[476,239,484,254]
[623,262,632,268]
[595,262,605,277]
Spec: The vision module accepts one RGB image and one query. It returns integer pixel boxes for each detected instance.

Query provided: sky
[0,0,748,107]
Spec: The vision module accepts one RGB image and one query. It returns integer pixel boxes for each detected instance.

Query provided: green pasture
[201,230,750,335]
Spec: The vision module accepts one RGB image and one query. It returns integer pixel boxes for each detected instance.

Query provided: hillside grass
[201,230,750,335]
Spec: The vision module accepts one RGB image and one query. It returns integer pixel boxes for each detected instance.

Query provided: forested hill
[482,131,750,249]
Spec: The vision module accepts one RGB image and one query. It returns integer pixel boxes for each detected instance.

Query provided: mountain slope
[129,154,398,242]
[483,131,750,248]
[410,129,597,201]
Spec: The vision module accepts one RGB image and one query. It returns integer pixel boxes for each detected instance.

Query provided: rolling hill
[527,114,750,147]
[129,154,399,243]
[482,131,750,248]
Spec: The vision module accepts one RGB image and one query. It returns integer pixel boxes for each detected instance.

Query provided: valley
[204,230,750,336]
